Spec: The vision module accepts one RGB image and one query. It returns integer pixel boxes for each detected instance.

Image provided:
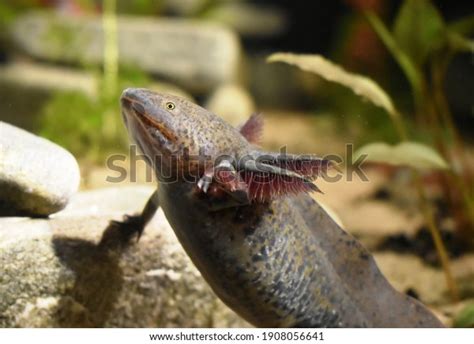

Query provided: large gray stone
[0,186,250,327]
[0,122,80,216]
[0,61,97,99]
[11,11,241,93]
[162,0,208,16]
[205,2,287,38]
[0,61,193,130]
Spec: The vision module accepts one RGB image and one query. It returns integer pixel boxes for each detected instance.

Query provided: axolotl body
[118,88,443,328]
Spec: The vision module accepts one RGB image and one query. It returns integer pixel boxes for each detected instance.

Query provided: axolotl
[117,88,443,328]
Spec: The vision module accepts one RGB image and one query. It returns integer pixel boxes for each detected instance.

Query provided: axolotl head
[120,88,248,180]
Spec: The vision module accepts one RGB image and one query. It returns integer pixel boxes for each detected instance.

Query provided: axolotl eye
[165,102,176,110]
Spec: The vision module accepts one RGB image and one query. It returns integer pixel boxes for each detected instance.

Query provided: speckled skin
[121,88,443,327]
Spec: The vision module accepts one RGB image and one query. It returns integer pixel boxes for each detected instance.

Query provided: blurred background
[0,0,473,327]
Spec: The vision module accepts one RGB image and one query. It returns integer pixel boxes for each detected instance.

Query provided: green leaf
[453,303,474,328]
[0,3,17,25]
[449,15,474,36]
[447,31,474,53]
[267,53,396,119]
[354,142,449,170]
[365,12,423,106]
[393,0,446,65]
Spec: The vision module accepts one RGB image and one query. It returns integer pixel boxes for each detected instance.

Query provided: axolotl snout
[118,88,443,328]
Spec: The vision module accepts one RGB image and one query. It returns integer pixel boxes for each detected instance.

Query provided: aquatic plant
[268,0,473,301]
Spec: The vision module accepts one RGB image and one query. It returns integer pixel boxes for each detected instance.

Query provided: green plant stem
[102,0,119,141]
[431,54,461,146]
[432,55,474,240]
[102,0,118,101]
[449,15,474,36]
[365,10,460,301]
[391,110,408,140]
[414,175,460,301]
[401,116,459,301]
[365,11,424,113]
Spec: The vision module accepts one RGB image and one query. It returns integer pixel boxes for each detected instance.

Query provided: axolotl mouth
[120,88,177,143]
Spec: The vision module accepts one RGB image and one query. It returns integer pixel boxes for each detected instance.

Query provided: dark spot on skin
[196,190,207,200]
[251,214,262,227]
[259,246,268,259]
[250,273,262,283]
[269,236,276,247]
[244,226,256,236]
[303,244,310,253]
[234,267,247,286]
[225,256,238,267]
[284,262,293,275]
[273,249,281,259]
[359,252,369,260]
[265,262,271,270]
[233,208,246,223]
[273,281,284,294]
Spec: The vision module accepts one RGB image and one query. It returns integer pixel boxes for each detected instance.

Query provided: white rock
[205,2,287,38]
[11,11,241,93]
[0,122,80,216]
[0,186,250,327]
[163,0,208,16]
[0,61,97,98]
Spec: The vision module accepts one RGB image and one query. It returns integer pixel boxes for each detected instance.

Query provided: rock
[205,84,255,126]
[0,62,192,131]
[0,186,250,327]
[0,122,80,216]
[0,61,97,98]
[163,0,208,16]
[11,11,241,93]
[205,2,287,38]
